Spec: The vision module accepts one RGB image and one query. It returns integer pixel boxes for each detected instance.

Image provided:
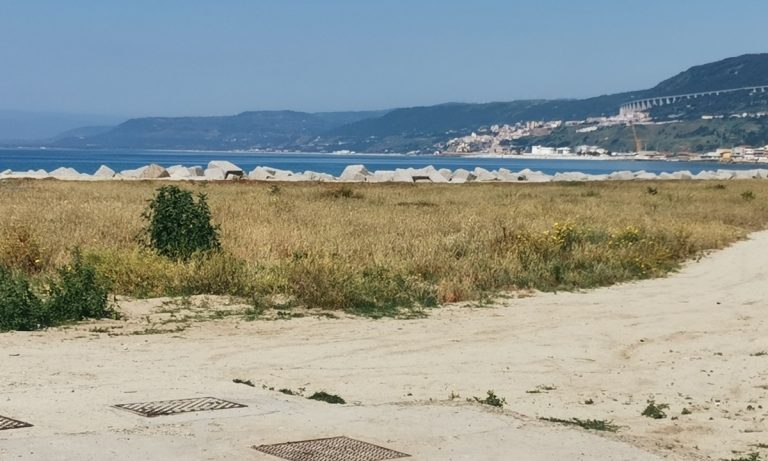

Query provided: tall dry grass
[1,179,767,314]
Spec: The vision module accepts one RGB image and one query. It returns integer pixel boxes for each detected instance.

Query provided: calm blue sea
[0,148,759,176]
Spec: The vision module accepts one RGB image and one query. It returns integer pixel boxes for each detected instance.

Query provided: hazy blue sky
[1,0,766,117]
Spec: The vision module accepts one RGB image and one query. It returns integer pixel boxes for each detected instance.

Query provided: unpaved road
[2,231,768,460]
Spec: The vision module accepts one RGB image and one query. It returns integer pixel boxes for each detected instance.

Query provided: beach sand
[2,231,768,460]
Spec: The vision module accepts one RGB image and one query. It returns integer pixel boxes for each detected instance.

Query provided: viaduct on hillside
[619,85,768,116]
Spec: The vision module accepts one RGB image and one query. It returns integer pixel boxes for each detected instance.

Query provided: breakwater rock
[2,162,768,183]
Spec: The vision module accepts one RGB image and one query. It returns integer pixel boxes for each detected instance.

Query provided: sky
[1,0,767,118]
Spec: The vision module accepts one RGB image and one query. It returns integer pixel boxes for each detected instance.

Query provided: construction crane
[629,122,643,153]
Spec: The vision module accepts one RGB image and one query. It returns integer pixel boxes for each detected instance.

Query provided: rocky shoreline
[2,160,767,183]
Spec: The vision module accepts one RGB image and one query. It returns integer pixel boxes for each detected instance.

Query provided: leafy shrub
[140,186,221,260]
[473,390,506,408]
[641,400,669,419]
[0,266,43,331]
[44,249,113,325]
[0,250,114,332]
[308,391,346,404]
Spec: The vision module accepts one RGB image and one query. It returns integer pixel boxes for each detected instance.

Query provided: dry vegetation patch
[2,179,768,318]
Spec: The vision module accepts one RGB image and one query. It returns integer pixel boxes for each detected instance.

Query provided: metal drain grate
[114,396,246,417]
[253,436,410,461]
[0,415,32,431]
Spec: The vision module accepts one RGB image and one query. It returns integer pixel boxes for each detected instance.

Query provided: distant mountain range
[0,111,124,143]
[10,53,768,153]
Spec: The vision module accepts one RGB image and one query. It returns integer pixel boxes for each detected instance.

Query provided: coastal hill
[49,53,768,152]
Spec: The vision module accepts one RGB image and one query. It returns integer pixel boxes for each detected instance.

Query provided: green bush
[0,266,43,331]
[45,249,113,325]
[141,186,221,260]
[0,250,114,332]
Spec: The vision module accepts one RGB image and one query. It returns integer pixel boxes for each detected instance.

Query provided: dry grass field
[2,178,768,316]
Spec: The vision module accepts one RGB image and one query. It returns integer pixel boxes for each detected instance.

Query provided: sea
[0,147,760,176]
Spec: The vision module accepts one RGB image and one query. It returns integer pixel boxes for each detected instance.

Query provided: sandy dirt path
[2,231,768,460]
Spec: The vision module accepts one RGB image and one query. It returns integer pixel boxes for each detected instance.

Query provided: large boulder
[168,165,203,178]
[473,167,498,182]
[553,172,589,182]
[411,166,449,183]
[249,166,276,180]
[139,164,170,179]
[303,171,335,182]
[438,168,453,181]
[516,168,551,182]
[272,168,296,180]
[393,169,415,183]
[635,172,658,180]
[50,167,81,178]
[694,170,715,180]
[733,169,761,180]
[608,171,636,181]
[339,164,371,182]
[672,171,693,180]
[1,169,11,176]
[204,168,226,180]
[94,165,115,178]
[451,169,476,183]
[118,166,145,179]
[586,174,609,181]
[712,170,734,180]
[208,160,244,179]
[525,172,553,183]
[495,168,517,182]
[658,172,676,180]
[368,171,395,183]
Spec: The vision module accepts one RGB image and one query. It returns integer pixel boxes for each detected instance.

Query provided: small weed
[681,408,692,415]
[642,400,669,419]
[730,453,761,461]
[279,388,300,396]
[449,391,461,400]
[131,325,187,335]
[750,444,768,449]
[396,200,438,208]
[322,186,362,200]
[308,391,346,404]
[473,390,506,408]
[710,183,727,190]
[541,417,619,432]
[88,326,112,333]
[751,351,768,357]
[584,399,595,405]
[276,310,305,320]
[267,185,281,195]
[233,378,255,387]
[646,186,658,196]
[582,189,600,198]
[742,190,756,202]
[526,385,556,394]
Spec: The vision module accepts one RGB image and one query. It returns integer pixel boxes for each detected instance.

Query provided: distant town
[440,108,768,163]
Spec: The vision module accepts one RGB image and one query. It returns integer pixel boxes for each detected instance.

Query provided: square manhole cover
[0,415,32,431]
[114,396,246,417]
[253,436,410,461]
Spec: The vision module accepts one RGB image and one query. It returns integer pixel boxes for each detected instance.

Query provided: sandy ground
[2,232,768,460]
